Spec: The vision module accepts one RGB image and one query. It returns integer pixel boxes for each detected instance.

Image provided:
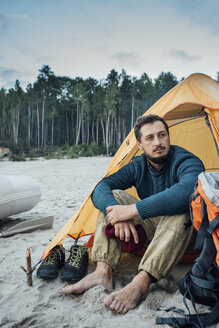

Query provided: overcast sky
[0,0,219,89]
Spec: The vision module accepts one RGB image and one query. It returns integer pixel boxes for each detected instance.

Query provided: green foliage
[0,65,191,157]
[9,152,26,161]
[154,72,178,99]
[90,142,101,156]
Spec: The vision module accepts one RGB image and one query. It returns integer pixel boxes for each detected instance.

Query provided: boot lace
[67,246,87,268]
[44,247,63,265]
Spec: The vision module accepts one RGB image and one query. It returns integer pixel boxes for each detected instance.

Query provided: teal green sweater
[91,146,205,219]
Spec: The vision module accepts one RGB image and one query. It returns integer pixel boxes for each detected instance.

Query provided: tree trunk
[110,116,114,146]
[82,119,85,144]
[71,111,74,144]
[12,106,20,146]
[91,120,95,143]
[131,95,135,129]
[86,122,90,144]
[31,106,34,142]
[100,118,106,145]
[122,117,126,141]
[41,91,46,148]
[1,102,6,140]
[96,121,99,145]
[51,115,54,147]
[76,99,80,143]
[44,119,48,146]
[66,112,69,145]
[28,105,31,147]
[36,103,40,149]
[76,114,82,146]
[105,113,111,156]
[117,116,121,147]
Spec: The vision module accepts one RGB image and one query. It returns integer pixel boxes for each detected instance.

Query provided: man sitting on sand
[63,114,205,314]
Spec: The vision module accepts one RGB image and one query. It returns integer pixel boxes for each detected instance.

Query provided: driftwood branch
[20,248,33,286]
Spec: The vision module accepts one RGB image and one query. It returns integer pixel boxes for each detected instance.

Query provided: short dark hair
[134,114,169,141]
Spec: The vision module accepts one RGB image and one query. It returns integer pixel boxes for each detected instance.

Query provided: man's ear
[136,140,143,150]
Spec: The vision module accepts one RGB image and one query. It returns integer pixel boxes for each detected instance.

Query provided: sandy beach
[0,157,218,328]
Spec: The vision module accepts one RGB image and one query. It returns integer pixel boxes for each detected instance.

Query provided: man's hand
[114,221,139,244]
[106,204,138,225]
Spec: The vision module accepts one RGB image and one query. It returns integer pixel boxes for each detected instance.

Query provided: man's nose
[154,135,161,145]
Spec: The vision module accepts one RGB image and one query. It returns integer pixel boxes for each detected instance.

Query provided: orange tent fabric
[43,73,219,259]
[192,176,219,266]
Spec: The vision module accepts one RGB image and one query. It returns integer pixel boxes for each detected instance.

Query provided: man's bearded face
[136,121,170,166]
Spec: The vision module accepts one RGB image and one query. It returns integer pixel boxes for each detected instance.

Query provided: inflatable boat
[0,175,41,219]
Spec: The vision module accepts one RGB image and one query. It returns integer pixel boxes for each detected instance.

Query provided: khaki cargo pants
[91,190,194,281]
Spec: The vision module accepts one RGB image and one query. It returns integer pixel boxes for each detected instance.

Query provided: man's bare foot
[62,262,113,294]
[104,270,151,314]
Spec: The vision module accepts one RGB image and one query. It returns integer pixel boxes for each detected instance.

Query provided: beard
[146,149,170,165]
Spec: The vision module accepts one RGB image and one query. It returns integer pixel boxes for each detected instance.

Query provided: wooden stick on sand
[20,248,33,286]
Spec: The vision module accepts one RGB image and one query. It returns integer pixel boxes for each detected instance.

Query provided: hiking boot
[37,245,65,280]
[61,245,88,282]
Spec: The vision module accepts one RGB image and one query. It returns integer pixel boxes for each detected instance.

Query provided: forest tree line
[0,66,218,157]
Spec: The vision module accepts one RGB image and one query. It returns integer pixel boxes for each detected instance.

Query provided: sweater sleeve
[136,156,205,219]
[91,161,136,215]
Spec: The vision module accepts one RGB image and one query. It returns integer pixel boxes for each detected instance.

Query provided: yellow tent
[43,73,219,259]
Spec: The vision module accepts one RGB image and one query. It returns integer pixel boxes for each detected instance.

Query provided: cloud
[0,67,20,89]
[0,67,35,89]
[0,13,11,30]
[0,67,19,79]
[111,52,140,66]
[174,0,219,33]
[94,45,108,53]
[37,55,54,63]
[18,46,36,57]
[166,49,201,62]
[0,13,27,31]
[16,47,54,65]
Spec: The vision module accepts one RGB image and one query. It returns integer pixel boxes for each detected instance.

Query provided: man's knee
[112,189,127,201]
[112,189,138,205]
[157,213,191,238]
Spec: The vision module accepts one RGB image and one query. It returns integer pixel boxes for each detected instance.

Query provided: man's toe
[114,299,123,312]
[109,298,118,310]
[117,303,126,313]
[122,305,130,314]
[104,294,114,306]
[63,284,74,294]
